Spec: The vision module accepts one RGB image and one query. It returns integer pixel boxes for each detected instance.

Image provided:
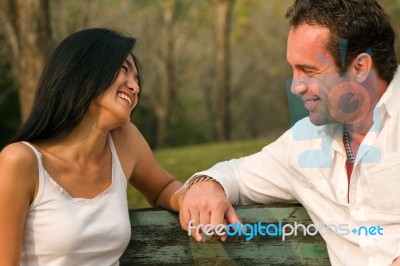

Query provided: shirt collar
[378,65,400,117]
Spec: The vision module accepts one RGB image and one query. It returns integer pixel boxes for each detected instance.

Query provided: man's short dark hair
[286,0,398,83]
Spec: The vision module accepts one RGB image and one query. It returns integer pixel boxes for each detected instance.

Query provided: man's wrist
[188,175,218,188]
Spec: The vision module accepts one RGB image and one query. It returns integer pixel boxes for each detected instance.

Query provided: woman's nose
[127,78,140,94]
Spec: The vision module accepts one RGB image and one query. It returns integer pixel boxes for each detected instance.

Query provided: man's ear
[351,53,373,83]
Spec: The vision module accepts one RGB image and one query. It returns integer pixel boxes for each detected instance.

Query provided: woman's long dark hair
[11,28,141,143]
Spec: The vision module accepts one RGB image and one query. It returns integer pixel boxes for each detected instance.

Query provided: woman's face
[90,54,140,129]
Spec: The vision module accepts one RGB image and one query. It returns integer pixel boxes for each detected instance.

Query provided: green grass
[127,137,276,209]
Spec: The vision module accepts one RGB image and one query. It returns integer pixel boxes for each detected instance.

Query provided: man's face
[287,24,347,126]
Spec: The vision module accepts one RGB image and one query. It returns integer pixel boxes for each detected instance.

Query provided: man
[178,0,400,265]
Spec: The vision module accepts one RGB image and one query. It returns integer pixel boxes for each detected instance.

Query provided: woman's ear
[351,53,373,83]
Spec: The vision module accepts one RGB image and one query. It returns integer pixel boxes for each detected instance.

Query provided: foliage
[0,61,20,148]
[1,0,399,149]
[127,135,278,208]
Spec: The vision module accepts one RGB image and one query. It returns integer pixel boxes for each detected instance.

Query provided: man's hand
[179,180,241,242]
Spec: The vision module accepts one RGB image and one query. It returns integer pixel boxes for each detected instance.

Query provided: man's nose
[291,78,308,95]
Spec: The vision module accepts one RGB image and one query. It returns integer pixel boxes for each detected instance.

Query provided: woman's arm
[154,180,183,211]
[128,127,183,211]
[112,123,183,211]
[0,143,36,265]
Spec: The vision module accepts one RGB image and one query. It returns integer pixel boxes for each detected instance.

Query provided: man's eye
[303,70,316,76]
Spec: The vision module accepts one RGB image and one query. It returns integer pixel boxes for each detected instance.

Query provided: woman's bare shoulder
[111,122,143,145]
[109,123,146,179]
[0,142,39,183]
[0,142,38,165]
[0,142,38,202]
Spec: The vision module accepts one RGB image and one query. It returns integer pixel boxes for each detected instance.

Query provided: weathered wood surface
[120,204,330,266]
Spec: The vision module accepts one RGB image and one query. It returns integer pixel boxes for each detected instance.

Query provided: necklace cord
[344,127,356,164]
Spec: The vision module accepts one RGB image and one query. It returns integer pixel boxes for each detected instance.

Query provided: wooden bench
[120,204,330,265]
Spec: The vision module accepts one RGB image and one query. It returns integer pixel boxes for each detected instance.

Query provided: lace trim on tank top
[43,169,115,205]
[33,145,117,206]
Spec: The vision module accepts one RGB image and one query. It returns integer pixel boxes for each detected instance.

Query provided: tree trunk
[155,0,176,148]
[212,0,234,141]
[0,0,52,122]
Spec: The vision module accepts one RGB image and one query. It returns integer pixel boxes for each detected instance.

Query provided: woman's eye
[121,66,128,72]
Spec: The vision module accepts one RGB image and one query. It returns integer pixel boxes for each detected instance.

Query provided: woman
[0,28,182,265]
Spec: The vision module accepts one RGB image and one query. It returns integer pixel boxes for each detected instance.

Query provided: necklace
[343,127,355,164]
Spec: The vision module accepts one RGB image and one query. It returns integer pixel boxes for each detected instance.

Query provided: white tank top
[20,134,131,265]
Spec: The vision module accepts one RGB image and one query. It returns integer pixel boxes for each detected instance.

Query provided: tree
[153,0,177,147]
[380,0,400,57]
[212,0,234,141]
[133,0,202,148]
[0,0,52,121]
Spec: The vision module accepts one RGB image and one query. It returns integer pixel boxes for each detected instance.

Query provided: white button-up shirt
[181,67,400,266]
